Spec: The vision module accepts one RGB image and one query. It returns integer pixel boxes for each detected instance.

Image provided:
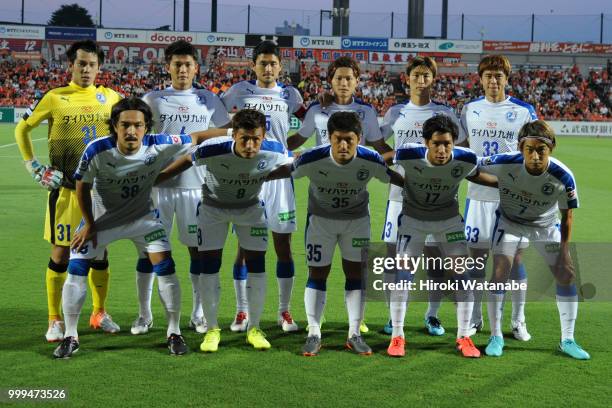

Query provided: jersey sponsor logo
[178,105,189,113]
[541,182,555,195]
[96,93,106,104]
[250,227,268,237]
[506,110,518,122]
[171,135,181,144]
[352,238,370,247]
[144,154,157,166]
[144,229,167,242]
[60,96,70,102]
[188,225,198,233]
[566,186,577,199]
[508,172,517,182]
[220,163,230,169]
[486,121,497,128]
[257,160,267,170]
[413,166,424,174]
[277,210,295,222]
[451,165,464,178]
[106,161,116,168]
[318,170,329,177]
[544,243,560,253]
[473,110,481,117]
[356,168,369,181]
[280,89,290,100]
[197,94,207,105]
[446,231,466,242]
[78,159,89,171]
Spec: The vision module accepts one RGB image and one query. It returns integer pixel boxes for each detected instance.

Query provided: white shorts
[197,202,268,252]
[491,214,561,265]
[261,177,297,234]
[464,199,498,249]
[70,210,171,260]
[153,187,200,247]
[397,214,467,258]
[382,200,437,246]
[305,214,370,266]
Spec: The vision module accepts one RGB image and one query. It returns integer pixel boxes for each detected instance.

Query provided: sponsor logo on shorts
[446,231,466,242]
[188,225,198,233]
[545,243,560,252]
[250,227,268,237]
[144,229,167,242]
[352,238,370,247]
[278,210,296,222]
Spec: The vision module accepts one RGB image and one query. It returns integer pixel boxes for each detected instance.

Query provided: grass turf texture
[0,123,610,407]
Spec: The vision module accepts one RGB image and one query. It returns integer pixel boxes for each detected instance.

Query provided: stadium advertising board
[45,27,96,40]
[245,34,293,47]
[549,121,612,137]
[369,51,417,64]
[483,41,531,52]
[97,29,148,43]
[293,36,342,50]
[147,30,198,44]
[529,42,612,54]
[341,37,388,51]
[196,33,245,46]
[388,38,437,52]
[0,38,41,52]
[281,48,369,62]
[436,40,482,53]
[0,107,13,123]
[0,24,45,39]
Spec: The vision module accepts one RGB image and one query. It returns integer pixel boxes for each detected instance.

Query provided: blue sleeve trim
[356,146,385,165]
[482,152,524,165]
[548,160,577,191]
[82,137,116,161]
[142,134,191,146]
[260,140,286,154]
[195,140,233,160]
[452,147,477,165]
[509,97,538,120]
[295,145,331,167]
[395,146,426,161]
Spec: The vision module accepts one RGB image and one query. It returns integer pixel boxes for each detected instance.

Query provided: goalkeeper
[15,40,123,342]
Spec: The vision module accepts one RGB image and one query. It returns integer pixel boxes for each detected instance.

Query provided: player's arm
[387,169,404,187]
[71,180,97,252]
[190,125,231,144]
[368,138,395,165]
[286,133,309,151]
[466,170,498,188]
[266,164,293,181]
[156,154,193,184]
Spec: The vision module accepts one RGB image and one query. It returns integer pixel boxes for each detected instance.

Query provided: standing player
[15,40,122,342]
[271,112,403,356]
[387,115,497,358]
[52,97,203,358]
[461,55,537,340]
[479,120,589,360]
[378,56,466,336]
[131,40,231,336]
[220,41,304,333]
[287,56,394,333]
[157,109,292,352]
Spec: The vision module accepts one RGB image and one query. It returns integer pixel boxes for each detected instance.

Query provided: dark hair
[406,56,437,78]
[231,109,267,132]
[422,114,459,141]
[328,56,360,80]
[66,40,105,64]
[518,120,556,149]
[478,54,511,77]
[107,97,154,138]
[252,40,281,62]
[327,111,362,138]
[165,40,199,64]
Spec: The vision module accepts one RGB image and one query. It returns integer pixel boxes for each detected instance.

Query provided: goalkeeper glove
[25,158,63,190]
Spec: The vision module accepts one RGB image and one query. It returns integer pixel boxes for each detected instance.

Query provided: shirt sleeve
[448,111,466,144]
[75,151,98,184]
[220,84,238,111]
[477,155,502,176]
[159,134,193,160]
[459,104,469,145]
[23,92,51,126]
[380,107,396,141]
[210,93,231,127]
[296,104,316,138]
[290,156,308,179]
[373,160,391,183]
[290,87,304,113]
[364,107,383,143]
[558,176,579,210]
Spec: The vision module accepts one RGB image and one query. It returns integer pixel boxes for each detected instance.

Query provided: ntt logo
[207,34,216,42]
[0,27,6,34]
[342,38,351,47]
[300,37,310,47]
[150,33,193,43]
[104,32,113,39]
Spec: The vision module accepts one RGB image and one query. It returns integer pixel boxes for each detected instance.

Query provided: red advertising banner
[369,51,417,64]
[0,38,42,52]
[483,41,531,52]
[280,48,369,63]
[528,42,612,54]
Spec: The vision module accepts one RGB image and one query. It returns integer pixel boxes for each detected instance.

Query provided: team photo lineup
[14,36,593,364]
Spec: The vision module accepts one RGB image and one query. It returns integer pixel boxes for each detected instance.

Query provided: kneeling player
[479,120,589,360]
[387,114,497,358]
[158,109,291,352]
[53,97,200,358]
[270,111,403,356]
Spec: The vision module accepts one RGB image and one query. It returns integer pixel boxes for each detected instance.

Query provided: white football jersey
[395,143,478,221]
[479,153,578,228]
[381,101,466,202]
[461,96,537,201]
[297,99,383,146]
[292,145,390,220]
[221,80,303,147]
[192,136,290,209]
[143,87,230,189]
[75,134,191,231]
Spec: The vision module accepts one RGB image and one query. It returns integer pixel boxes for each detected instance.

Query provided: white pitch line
[0,137,46,149]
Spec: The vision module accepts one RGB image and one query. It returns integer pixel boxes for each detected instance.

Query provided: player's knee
[136,258,153,273]
[189,258,203,276]
[555,271,576,286]
[68,259,91,276]
[50,246,70,264]
[201,255,222,275]
[245,254,266,273]
[152,258,176,276]
[276,260,294,278]
[306,277,327,291]
[90,259,109,271]
[345,279,363,291]
[510,263,527,280]
[48,258,68,273]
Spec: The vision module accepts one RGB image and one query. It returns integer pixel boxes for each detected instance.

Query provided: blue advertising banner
[341,37,388,51]
[46,27,96,41]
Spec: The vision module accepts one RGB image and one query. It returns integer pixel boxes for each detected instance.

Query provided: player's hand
[38,167,63,190]
[318,91,334,108]
[553,244,575,282]
[71,223,97,253]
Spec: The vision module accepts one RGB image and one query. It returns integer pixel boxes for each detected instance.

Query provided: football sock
[345,279,362,338]
[46,259,67,321]
[305,278,326,337]
[136,258,154,322]
[455,275,474,338]
[189,259,203,320]
[390,271,412,338]
[487,290,506,337]
[510,263,527,323]
[556,284,578,341]
[154,259,181,337]
[469,263,487,325]
[233,263,248,313]
[276,261,294,314]
[89,260,110,314]
[63,259,90,338]
[200,256,222,329]
[246,273,266,330]
[425,268,445,318]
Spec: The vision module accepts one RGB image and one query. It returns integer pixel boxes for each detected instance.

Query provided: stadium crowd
[1,56,610,121]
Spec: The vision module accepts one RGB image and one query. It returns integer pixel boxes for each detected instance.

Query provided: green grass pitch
[0,123,610,407]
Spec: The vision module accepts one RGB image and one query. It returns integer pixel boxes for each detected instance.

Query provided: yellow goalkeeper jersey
[22,81,122,188]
